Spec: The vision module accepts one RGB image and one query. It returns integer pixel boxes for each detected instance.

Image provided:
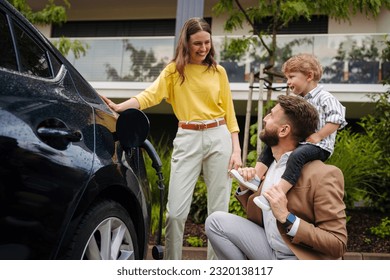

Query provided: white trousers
[164,124,232,260]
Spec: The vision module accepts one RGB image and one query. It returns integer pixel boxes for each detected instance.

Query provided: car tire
[65,199,139,260]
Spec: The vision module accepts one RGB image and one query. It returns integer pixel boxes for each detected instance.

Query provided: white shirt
[261,152,300,256]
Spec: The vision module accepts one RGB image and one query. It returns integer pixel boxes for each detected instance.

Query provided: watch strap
[282,213,296,229]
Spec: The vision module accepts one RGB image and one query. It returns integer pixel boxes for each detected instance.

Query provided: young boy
[233,53,347,210]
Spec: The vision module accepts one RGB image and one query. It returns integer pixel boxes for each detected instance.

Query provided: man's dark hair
[277,95,319,143]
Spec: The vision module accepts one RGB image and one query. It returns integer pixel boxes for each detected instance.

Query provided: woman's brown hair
[172,17,217,84]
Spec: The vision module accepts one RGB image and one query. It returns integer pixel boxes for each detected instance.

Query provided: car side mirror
[116,108,150,151]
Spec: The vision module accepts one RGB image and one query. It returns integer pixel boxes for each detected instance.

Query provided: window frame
[0,11,18,71]
[2,8,60,80]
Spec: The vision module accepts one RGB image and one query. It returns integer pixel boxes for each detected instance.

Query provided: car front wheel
[66,200,139,260]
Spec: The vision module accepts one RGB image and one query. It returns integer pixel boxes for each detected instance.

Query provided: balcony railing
[62,33,389,84]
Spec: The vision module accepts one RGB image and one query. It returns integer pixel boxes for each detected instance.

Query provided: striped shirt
[302,85,347,155]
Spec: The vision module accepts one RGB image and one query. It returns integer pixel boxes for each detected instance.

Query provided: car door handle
[37,127,82,142]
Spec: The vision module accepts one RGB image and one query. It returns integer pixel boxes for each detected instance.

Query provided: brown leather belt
[178,119,226,130]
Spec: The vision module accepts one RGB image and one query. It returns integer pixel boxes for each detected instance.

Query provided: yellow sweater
[135,62,240,133]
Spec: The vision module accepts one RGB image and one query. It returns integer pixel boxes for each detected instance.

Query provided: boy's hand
[263,186,289,222]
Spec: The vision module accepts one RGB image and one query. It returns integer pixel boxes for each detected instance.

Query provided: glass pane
[14,23,51,78]
[0,12,17,71]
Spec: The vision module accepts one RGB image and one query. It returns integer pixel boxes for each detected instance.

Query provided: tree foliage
[53,36,88,59]
[8,0,88,57]
[8,0,69,25]
[213,0,390,104]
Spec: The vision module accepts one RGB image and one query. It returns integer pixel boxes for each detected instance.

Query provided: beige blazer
[236,160,348,260]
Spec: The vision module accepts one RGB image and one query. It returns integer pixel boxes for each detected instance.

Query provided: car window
[13,21,51,78]
[0,11,17,71]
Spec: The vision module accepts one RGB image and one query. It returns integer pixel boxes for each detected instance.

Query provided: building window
[255,15,328,34]
[52,18,212,38]
[52,19,177,37]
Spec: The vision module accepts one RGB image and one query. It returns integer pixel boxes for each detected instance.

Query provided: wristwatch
[282,213,296,231]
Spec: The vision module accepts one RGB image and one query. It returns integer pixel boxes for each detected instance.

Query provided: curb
[343,252,390,260]
[147,245,390,260]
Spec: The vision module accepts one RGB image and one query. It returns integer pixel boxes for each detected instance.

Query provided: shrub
[356,92,390,210]
[190,177,247,224]
[326,128,386,208]
[186,236,204,247]
[150,203,166,237]
[143,135,171,234]
[370,217,390,239]
[190,178,208,224]
[327,91,390,211]
[229,181,247,218]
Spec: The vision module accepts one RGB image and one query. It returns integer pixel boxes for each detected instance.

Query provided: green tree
[212,0,390,105]
[213,0,390,161]
[8,0,88,58]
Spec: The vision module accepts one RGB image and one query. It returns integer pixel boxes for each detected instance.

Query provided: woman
[101,17,242,260]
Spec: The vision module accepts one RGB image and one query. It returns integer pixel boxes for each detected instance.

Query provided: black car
[0,0,162,260]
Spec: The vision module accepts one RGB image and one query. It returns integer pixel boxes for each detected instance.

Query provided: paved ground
[146,245,390,260]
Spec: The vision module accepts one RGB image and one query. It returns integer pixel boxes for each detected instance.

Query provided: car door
[0,7,96,258]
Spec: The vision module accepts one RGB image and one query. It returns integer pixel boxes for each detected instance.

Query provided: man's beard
[259,127,279,147]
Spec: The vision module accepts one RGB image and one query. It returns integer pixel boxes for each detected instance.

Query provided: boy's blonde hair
[282,53,323,82]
